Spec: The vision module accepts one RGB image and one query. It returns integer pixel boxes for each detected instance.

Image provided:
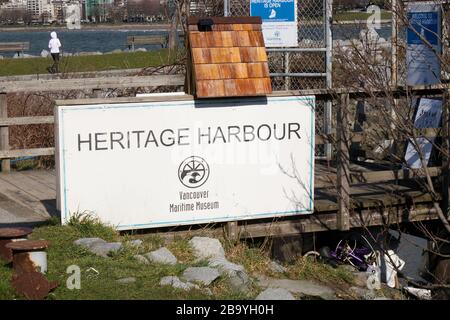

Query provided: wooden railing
[0,74,185,172]
[1,75,449,233]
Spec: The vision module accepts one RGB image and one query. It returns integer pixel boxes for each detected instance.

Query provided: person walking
[48,31,62,73]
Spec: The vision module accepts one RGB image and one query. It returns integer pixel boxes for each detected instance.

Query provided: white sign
[405,98,442,169]
[56,96,315,230]
[250,0,298,47]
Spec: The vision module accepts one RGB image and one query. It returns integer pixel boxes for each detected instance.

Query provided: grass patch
[226,242,277,277]
[286,256,354,287]
[0,219,250,300]
[0,50,176,77]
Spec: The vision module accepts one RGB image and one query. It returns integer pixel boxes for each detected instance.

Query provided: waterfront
[0,23,396,57]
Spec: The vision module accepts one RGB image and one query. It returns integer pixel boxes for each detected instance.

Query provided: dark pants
[50,53,60,73]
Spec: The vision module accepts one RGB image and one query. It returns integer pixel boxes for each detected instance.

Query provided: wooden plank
[0,93,10,172]
[225,221,239,242]
[0,75,185,93]
[239,206,439,237]
[336,93,350,230]
[315,166,442,188]
[24,170,57,191]
[0,116,53,126]
[0,171,55,201]
[0,177,54,218]
[0,147,54,159]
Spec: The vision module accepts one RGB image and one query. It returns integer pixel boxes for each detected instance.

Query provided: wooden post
[336,93,350,231]
[0,93,10,173]
[442,89,450,218]
[225,221,239,242]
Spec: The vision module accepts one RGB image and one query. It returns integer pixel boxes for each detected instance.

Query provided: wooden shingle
[187,16,272,99]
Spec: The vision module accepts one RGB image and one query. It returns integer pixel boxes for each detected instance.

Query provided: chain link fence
[187,0,332,158]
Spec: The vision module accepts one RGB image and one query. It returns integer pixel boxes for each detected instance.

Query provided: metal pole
[224,0,229,17]
[325,0,333,161]
[391,0,398,87]
[390,0,399,158]
[285,52,290,90]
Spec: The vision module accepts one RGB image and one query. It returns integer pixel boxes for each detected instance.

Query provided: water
[0,24,400,57]
[0,29,170,57]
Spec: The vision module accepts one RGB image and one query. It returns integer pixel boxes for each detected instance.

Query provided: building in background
[0,0,26,10]
[126,0,164,22]
[26,0,55,22]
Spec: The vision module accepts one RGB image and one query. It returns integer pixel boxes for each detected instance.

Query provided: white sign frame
[56,95,315,230]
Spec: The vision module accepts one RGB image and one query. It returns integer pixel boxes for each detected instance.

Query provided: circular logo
[178,156,210,188]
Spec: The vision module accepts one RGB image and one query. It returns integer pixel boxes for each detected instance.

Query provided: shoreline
[0,23,173,32]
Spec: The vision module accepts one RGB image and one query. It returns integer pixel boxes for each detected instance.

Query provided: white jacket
[49,32,61,54]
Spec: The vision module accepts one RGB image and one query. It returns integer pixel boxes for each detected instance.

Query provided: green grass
[0,50,176,77]
[0,216,251,300]
[0,216,394,300]
[335,11,392,22]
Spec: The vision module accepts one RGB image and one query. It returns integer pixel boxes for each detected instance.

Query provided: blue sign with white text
[250,0,296,22]
[407,12,439,46]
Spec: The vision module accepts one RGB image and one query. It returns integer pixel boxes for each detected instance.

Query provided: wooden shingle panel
[194,64,221,80]
[209,48,241,64]
[192,48,212,64]
[247,63,270,78]
[218,63,249,79]
[187,16,271,98]
[239,47,268,63]
[189,32,205,48]
[197,80,225,97]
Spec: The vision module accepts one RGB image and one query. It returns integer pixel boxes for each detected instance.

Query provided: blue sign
[406,3,441,86]
[250,0,296,22]
[407,12,439,46]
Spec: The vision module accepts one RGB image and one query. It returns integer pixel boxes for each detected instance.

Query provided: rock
[341,265,357,273]
[61,52,72,57]
[133,254,149,264]
[90,242,123,257]
[256,275,336,300]
[41,49,49,57]
[144,247,177,265]
[256,288,296,300]
[74,238,107,249]
[0,55,3,59]
[135,48,147,52]
[160,276,199,291]
[128,239,143,248]
[189,237,225,260]
[110,49,122,54]
[352,271,370,288]
[116,277,136,284]
[373,297,391,300]
[269,260,287,273]
[349,286,369,299]
[182,267,220,286]
[78,51,102,56]
[209,257,250,291]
